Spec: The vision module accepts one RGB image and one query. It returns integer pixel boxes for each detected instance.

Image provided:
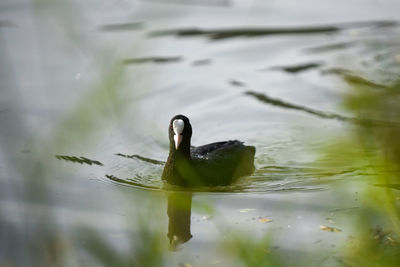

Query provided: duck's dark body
[162,115,255,186]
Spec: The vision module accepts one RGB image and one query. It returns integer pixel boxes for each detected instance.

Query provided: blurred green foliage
[327,76,400,266]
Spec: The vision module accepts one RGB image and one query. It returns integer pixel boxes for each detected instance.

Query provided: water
[1,0,400,266]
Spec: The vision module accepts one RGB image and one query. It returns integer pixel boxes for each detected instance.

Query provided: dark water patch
[115,153,165,165]
[149,21,399,41]
[122,56,183,65]
[98,22,144,32]
[268,62,324,74]
[55,155,103,166]
[149,26,340,40]
[191,59,212,66]
[322,68,391,89]
[229,79,246,87]
[245,91,350,121]
[245,91,400,127]
[304,42,355,53]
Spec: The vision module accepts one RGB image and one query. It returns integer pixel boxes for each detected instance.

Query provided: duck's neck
[170,146,190,159]
[169,137,191,159]
[164,141,192,185]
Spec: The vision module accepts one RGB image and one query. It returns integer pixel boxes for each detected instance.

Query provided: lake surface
[1,0,400,266]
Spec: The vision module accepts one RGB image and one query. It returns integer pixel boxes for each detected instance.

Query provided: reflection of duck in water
[167,191,192,250]
[162,115,255,186]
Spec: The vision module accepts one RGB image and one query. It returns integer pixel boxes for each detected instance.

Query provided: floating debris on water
[320,225,342,232]
[259,218,273,223]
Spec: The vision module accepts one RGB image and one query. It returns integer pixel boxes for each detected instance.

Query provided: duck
[162,114,255,186]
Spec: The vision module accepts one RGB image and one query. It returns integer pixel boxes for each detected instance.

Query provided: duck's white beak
[174,134,182,150]
[173,119,185,150]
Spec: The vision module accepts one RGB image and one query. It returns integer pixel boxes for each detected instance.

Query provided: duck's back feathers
[191,140,244,157]
[190,140,255,186]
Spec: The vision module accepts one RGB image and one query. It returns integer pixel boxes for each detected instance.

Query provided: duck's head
[168,114,192,152]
